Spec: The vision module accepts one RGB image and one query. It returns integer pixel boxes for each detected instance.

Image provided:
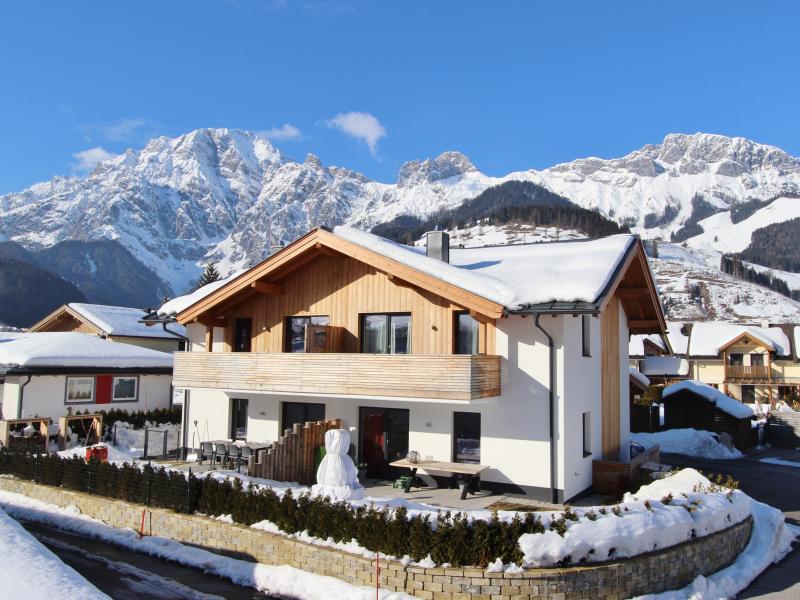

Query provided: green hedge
[100,407,182,430]
[0,451,547,567]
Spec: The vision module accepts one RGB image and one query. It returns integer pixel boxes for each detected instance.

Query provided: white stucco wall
[1,374,172,420]
[185,323,223,352]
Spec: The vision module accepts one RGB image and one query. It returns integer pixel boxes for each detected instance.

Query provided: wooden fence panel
[249,419,341,484]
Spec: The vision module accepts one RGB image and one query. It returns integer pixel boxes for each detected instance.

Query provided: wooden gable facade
[30,306,102,335]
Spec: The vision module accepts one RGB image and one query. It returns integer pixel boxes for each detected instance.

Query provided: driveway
[663,448,800,599]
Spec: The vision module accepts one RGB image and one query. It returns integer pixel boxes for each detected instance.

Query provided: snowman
[311,429,364,501]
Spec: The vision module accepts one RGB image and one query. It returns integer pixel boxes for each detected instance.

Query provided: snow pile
[629,367,650,388]
[0,332,173,370]
[57,421,180,462]
[334,226,636,308]
[640,356,690,377]
[311,429,364,501]
[68,303,185,339]
[632,429,742,459]
[664,380,755,419]
[0,490,412,600]
[0,505,109,598]
[518,468,794,584]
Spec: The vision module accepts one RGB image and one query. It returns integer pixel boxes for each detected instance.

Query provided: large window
[65,377,94,404]
[750,354,765,367]
[230,398,248,440]
[454,312,479,355]
[453,412,481,464]
[285,316,330,352]
[361,313,411,354]
[234,318,252,352]
[281,401,325,433]
[581,315,591,357]
[742,385,756,404]
[729,353,744,366]
[112,376,138,402]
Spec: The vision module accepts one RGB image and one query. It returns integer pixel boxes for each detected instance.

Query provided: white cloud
[325,111,386,157]
[71,147,117,175]
[102,118,150,142]
[261,123,302,142]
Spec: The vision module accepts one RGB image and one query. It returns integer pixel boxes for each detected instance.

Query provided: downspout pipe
[17,374,32,420]
[534,314,559,505]
[161,321,189,346]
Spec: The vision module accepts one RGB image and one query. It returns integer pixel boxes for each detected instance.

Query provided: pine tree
[197,263,221,288]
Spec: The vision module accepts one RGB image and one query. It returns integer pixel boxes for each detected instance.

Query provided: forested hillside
[371,181,628,244]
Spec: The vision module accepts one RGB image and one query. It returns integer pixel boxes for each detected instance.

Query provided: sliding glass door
[359,407,410,478]
[361,313,411,354]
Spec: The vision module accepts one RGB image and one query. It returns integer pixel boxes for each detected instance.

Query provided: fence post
[187,467,192,513]
[34,452,39,484]
[143,427,149,460]
[146,460,152,506]
[87,457,93,494]
[162,430,168,460]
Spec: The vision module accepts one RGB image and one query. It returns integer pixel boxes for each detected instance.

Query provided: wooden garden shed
[662,381,756,450]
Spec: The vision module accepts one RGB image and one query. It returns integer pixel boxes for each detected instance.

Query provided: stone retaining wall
[0,478,752,600]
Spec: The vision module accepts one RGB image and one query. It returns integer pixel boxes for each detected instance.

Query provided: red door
[362,413,385,478]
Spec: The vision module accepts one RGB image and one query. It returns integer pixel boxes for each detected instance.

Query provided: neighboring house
[167,226,665,502]
[29,303,186,352]
[630,321,800,405]
[0,332,174,421]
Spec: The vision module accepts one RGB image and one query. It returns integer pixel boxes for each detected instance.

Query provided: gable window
[112,376,138,402]
[361,313,411,354]
[65,376,94,404]
[582,411,592,457]
[285,316,330,352]
[581,315,591,357]
[453,412,481,463]
[729,353,744,366]
[234,318,252,352]
[454,312,479,355]
[750,354,764,367]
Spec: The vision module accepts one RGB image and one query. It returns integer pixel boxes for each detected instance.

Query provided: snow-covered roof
[334,226,636,309]
[68,303,185,339]
[641,356,690,377]
[687,322,790,357]
[629,322,689,357]
[629,367,650,388]
[158,277,234,316]
[663,380,755,419]
[0,332,173,373]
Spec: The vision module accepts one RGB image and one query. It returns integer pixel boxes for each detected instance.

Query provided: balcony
[173,352,501,402]
[724,364,771,382]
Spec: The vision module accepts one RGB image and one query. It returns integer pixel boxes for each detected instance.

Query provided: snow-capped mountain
[2,129,800,301]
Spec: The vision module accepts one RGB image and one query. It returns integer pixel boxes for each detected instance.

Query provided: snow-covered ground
[0,489,412,600]
[759,457,800,469]
[0,505,110,598]
[57,421,180,462]
[632,429,743,459]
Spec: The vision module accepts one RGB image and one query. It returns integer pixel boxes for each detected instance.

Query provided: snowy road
[663,450,800,599]
[19,520,273,600]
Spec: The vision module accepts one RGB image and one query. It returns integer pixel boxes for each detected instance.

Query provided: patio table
[389,459,489,499]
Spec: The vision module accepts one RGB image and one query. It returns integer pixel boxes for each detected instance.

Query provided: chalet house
[0,332,174,421]
[631,321,800,405]
[30,303,186,353]
[169,226,665,502]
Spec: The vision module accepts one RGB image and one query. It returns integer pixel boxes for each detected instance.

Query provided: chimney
[426,227,450,263]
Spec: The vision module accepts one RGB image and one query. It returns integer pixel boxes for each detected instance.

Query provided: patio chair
[199,441,215,465]
[213,442,229,468]
[236,445,252,473]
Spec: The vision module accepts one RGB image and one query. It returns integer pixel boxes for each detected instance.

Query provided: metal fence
[768,411,800,448]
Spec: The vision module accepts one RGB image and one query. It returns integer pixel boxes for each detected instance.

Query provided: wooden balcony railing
[724,365,771,381]
[173,352,501,401]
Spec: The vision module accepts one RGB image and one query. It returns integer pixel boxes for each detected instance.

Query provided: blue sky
[1,0,799,194]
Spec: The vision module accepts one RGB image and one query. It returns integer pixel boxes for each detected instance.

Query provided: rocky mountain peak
[397,151,477,187]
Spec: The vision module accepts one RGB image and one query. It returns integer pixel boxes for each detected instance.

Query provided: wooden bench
[389,459,489,499]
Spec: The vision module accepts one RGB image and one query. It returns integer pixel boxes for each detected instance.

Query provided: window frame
[452,411,481,464]
[581,315,591,357]
[359,312,412,354]
[111,375,139,403]
[281,401,326,433]
[454,311,479,355]
[582,411,592,457]
[65,376,95,405]
[284,315,330,352]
